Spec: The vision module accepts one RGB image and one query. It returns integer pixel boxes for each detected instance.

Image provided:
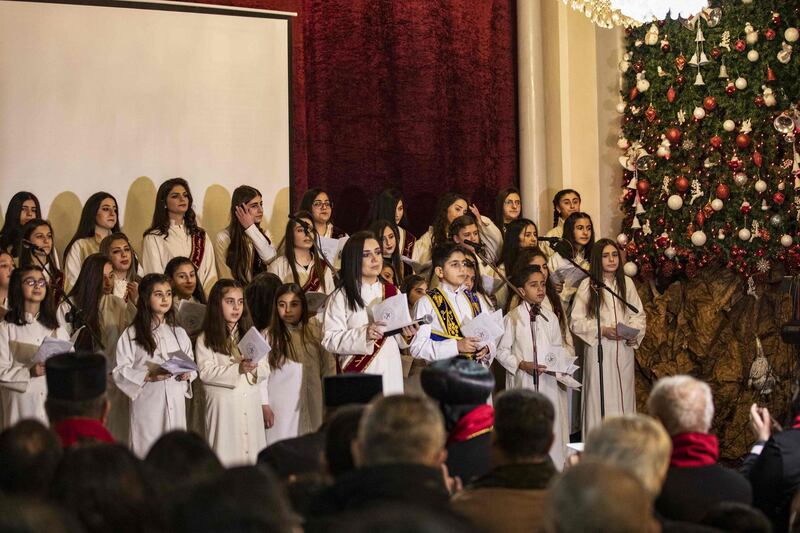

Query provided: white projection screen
[0,0,294,254]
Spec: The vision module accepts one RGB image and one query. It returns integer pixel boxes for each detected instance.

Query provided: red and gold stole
[190,231,206,270]
[338,282,399,374]
[402,230,417,258]
[302,263,326,293]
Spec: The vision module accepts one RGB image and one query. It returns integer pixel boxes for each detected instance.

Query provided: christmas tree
[618,1,800,284]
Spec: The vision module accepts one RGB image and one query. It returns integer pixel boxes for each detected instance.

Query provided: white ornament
[747,49,760,62]
[636,78,651,92]
[734,172,749,186]
[617,137,630,149]
[619,59,631,73]
[623,261,638,277]
[786,27,800,43]
[745,23,759,44]
[616,102,627,114]
[691,230,707,246]
[735,77,748,90]
[644,23,660,46]
[664,246,677,259]
[723,119,737,132]
[717,229,725,240]
[693,107,706,120]
[667,194,684,210]
[711,198,724,211]
[755,179,767,193]
[739,228,752,241]
[617,233,629,246]
[642,220,653,236]
[781,234,793,247]
[763,86,777,107]
[741,119,753,134]
[778,42,793,64]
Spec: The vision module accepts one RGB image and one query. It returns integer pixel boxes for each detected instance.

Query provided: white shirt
[141,222,217,295]
[214,226,276,282]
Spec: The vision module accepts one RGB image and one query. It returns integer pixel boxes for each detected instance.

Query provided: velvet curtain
[193,0,518,236]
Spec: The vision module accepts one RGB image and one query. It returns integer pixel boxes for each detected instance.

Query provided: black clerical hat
[324,374,383,408]
[421,356,494,405]
[46,352,107,401]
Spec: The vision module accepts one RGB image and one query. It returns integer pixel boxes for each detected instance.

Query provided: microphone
[21,239,45,253]
[288,214,312,235]
[463,239,485,251]
[382,314,433,337]
[537,236,562,243]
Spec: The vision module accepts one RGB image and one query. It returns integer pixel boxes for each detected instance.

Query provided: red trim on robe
[54,418,115,448]
[447,404,494,446]
[339,282,399,374]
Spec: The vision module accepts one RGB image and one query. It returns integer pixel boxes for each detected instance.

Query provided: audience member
[0,419,62,496]
[324,404,367,479]
[451,389,556,533]
[0,497,85,533]
[700,502,772,533]
[647,375,752,522]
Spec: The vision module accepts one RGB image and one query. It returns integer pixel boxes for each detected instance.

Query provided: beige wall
[519,0,625,240]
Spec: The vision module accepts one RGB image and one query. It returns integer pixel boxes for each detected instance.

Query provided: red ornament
[774,192,786,205]
[736,133,751,149]
[632,61,644,73]
[726,82,736,96]
[657,217,665,226]
[661,41,671,52]
[767,66,777,82]
[710,47,722,59]
[755,95,765,107]
[753,151,763,167]
[676,74,686,85]
[636,179,651,196]
[675,176,690,192]
[728,156,743,171]
[771,11,781,26]
[703,96,717,111]
[623,189,635,202]
[629,86,640,101]
[645,105,657,122]
[710,135,723,149]
[735,39,747,52]
[696,211,706,226]
[765,28,777,40]
[666,127,682,144]
[675,54,686,71]
[741,201,752,215]
[715,183,730,200]
[667,85,677,103]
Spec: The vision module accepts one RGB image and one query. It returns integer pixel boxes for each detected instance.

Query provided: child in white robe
[540,189,582,258]
[547,212,594,309]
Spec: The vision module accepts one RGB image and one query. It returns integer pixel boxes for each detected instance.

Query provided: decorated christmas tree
[618,1,800,285]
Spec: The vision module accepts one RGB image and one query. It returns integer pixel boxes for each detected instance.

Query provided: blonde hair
[584,415,672,497]
[647,375,714,435]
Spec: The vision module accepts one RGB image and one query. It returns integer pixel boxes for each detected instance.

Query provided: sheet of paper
[237,326,271,363]
[305,291,328,314]
[401,255,430,274]
[460,309,504,348]
[541,353,578,374]
[567,442,584,453]
[113,278,128,300]
[480,274,503,294]
[616,322,640,340]
[554,373,582,389]
[318,236,348,264]
[552,263,588,288]
[32,337,74,364]
[371,292,411,332]
[176,300,206,335]
[161,350,198,374]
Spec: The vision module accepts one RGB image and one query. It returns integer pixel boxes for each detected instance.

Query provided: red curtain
[192,0,518,236]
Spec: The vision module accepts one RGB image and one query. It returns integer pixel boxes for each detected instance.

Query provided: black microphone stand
[546,237,638,418]
[289,216,341,286]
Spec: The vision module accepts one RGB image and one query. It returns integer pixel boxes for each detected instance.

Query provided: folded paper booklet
[541,353,578,374]
[460,309,504,347]
[371,292,411,332]
[551,263,588,288]
[555,373,582,389]
[401,255,431,274]
[318,236,348,264]
[480,274,504,294]
[161,350,198,375]
[113,278,128,300]
[32,337,74,364]
[177,300,206,335]
[616,322,640,340]
[237,326,271,363]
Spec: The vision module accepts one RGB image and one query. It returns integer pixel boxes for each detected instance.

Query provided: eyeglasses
[446,261,471,269]
[504,199,521,206]
[312,201,332,209]
[22,278,47,288]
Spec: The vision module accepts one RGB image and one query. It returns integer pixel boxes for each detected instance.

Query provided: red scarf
[792,415,800,429]
[670,432,718,467]
[447,404,494,446]
[54,418,115,448]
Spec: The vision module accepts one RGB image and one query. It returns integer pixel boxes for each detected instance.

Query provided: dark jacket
[446,431,492,484]
[257,430,325,480]
[656,464,752,523]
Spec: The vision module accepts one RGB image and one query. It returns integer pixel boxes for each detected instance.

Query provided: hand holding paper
[616,322,640,341]
[460,310,504,348]
[237,327,271,363]
[371,293,412,332]
[318,236,348,264]
[160,350,198,375]
[32,337,74,364]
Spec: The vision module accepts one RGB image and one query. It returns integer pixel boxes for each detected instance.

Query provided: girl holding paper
[265,283,335,444]
[268,211,334,296]
[99,233,142,303]
[196,279,268,466]
[547,212,594,308]
[495,264,570,468]
[570,238,646,435]
[0,265,69,428]
[113,273,195,457]
[322,231,417,394]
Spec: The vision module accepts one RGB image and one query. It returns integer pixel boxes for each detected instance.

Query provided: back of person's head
[701,502,772,533]
[356,395,446,468]
[420,356,494,432]
[549,462,657,533]
[0,497,85,533]
[333,503,480,533]
[0,420,62,496]
[145,430,224,496]
[325,405,366,479]
[49,443,162,533]
[245,272,282,330]
[492,389,554,462]
[45,351,108,424]
[647,375,714,435]
[174,466,296,533]
[584,414,672,497]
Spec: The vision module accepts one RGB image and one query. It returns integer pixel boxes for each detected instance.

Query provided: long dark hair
[267,283,309,370]
[509,255,567,339]
[369,219,403,285]
[99,232,141,283]
[586,239,625,319]
[501,218,538,274]
[0,192,41,257]
[63,192,120,264]
[561,212,594,260]
[225,186,269,283]
[164,256,207,305]
[144,178,203,238]
[280,210,326,292]
[202,279,254,355]
[339,231,379,311]
[245,272,283,331]
[132,273,178,354]
[64,253,111,349]
[19,220,62,282]
[552,189,582,228]
[5,266,59,330]
[494,187,521,228]
[299,188,330,224]
[370,188,408,228]
[431,193,468,250]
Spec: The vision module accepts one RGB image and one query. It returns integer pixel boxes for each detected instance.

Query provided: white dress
[214,226,276,282]
[547,250,589,309]
[63,237,102,294]
[267,256,335,295]
[195,331,267,466]
[321,282,405,394]
[570,276,646,435]
[0,315,70,428]
[495,303,569,468]
[113,322,196,457]
[141,222,217,296]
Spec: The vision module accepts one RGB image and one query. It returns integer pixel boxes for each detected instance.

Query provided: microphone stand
[290,216,341,286]
[546,237,639,419]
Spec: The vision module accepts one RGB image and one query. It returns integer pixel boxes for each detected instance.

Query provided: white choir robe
[409,283,495,363]
[547,250,589,310]
[321,283,405,394]
[195,333,268,466]
[412,216,501,269]
[141,222,218,296]
[411,228,434,267]
[570,276,646,435]
[63,236,102,294]
[0,315,70,428]
[113,322,196,457]
[495,303,569,469]
[540,220,564,258]
[267,256,336,295]
[397,227,415,258]
[477,216,503,260]
[321,223,348,239]
[214,226,277,282]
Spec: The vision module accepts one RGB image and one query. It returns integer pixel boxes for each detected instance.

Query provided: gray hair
[646,375,714,435]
